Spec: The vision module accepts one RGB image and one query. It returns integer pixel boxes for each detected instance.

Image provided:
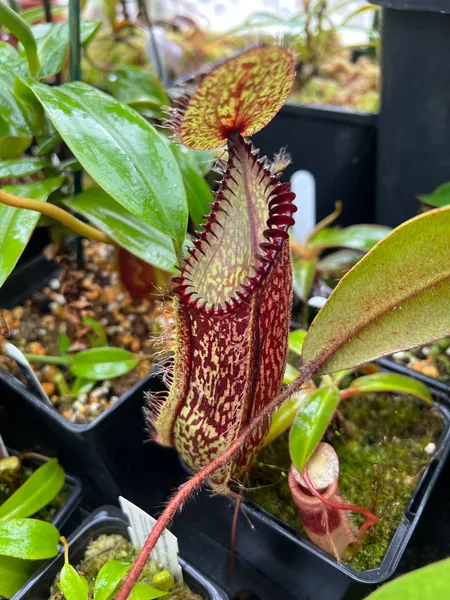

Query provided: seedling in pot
[53,534,201,600]
[247,336,444,570]
[103,45,449,598]
[0,452,65,598]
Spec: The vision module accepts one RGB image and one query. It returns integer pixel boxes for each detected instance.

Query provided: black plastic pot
[14,505,230,600]
[0,252,165,505]
[240,389,450,586]
[373,1,450,226]
[253,103,377,227]
[0,367,159,506]
[6,449,83,532]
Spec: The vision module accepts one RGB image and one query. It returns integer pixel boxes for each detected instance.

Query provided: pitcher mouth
[172,135,296,316]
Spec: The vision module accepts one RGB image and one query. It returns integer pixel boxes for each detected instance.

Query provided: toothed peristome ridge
[172,136,297,315]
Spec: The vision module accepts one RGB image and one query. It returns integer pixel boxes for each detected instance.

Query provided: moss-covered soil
[245,392,444,571]
[0,464,68,522]
[50,534,203,599]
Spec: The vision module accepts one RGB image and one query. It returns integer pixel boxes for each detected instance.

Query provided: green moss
[0,465,68,523]
[49,534,203,600]
[246,392,444,572]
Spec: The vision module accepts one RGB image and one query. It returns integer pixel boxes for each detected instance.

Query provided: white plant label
[119,496,183,582]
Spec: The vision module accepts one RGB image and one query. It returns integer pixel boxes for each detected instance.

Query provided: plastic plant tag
[119,497,183,582]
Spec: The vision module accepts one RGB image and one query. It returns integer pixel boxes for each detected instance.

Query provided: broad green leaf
[64,189,177,272]
[289,386,340,473]
[0,555,34,598]
[128,582,168,600]
[35,129,61,154]
[309,225,390,251]
[302,208,450,375]
[263,390,311,447]
[70,347,139,380]
[289,329,307,356]
[293,257,316,302]
[284,362,300,384]
[0,157,50,179]
[348,373,432,405]
[94,560,132,600]
[418,182,450,208]
[0,177,63,288]
[0,42,24,87]
[108,65,169,115]
[0,518,59,559]
[366,558,450,600]
[70,378,95,398]
[58,563,89,600]
[82,315,108,348]
[170,144,214,229]
[190,150,216,176]
[25,80,188,245]
[0,85,32,158]
[317,249,362,277]
[0,458,64,521]
[24,21,101,79]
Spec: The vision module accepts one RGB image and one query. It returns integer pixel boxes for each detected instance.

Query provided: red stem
[303,470,378,539]
[116,362,317,600]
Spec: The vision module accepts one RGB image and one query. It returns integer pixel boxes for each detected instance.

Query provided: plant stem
[115,361,319,600]
[0,189,116,246]
[0,2,40,76]
[22,353,72,366]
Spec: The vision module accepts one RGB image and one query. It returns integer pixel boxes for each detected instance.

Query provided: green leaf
[58,331,71,355]
[365,558,450,600]
[0,157,50,179]
[348,373,433,405]
[309,225,391,251]
[418,182,450,208]
[70,378,95,398]
[128,582,168,600]
[289,329,307,356]
[58,563,89,600]
[20,5,65,24]
[302,207,450,375]
[24,80,188,245]
[0,555,34,599]
[0,458,64,521]
[69,347,139,380]
[0,42,25,87]
[0,177,63,288]
[317,249,363,277]
[64,189,177,272]
[94,560,132,600]
[0,85,33,158]
[24,21,101,79]
[284,362,300,384]
[293,257,316,302]
[289,386,340,473]
[170,144,214,229]
[263,390,311,447]
[82,315,108,348]
[0,518,59,559]
[108,65,169,115]
[0,2,39,76]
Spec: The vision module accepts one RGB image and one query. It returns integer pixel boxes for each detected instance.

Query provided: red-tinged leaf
[170,46,295,150]
[117,248,172,299]
[302,207,450,374]
[149,135,297,492]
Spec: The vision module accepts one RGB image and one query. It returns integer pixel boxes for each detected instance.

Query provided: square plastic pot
[14,505,229,600]
[252,103,377,227]
[240,388,450,585]
[6,449,83,532]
